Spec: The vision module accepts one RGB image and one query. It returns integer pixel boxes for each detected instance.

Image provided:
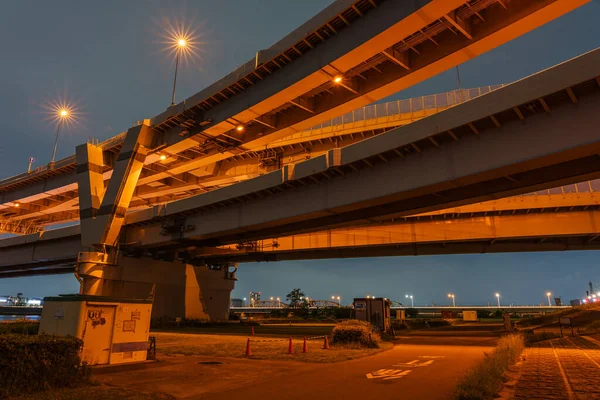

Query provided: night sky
[1,1,600,306]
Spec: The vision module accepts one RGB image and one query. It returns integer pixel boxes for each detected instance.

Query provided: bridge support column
[76,252,236,321]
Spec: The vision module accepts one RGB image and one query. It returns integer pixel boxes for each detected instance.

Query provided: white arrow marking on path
[393,360,435,367]
[366,369,412,380]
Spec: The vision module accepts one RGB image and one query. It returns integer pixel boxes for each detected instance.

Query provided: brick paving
[514,336,600,400]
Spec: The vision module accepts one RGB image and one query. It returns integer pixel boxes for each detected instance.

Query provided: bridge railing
[308,85,505,132]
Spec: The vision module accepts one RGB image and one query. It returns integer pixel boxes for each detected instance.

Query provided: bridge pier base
[77,252,236,321]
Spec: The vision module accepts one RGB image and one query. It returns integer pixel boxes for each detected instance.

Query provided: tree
[286,288,305,308]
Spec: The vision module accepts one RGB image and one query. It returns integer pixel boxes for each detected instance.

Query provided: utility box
[462,310,478,322]
[353,298,391,332]
[39,294,152,366]
[396,309,406,323]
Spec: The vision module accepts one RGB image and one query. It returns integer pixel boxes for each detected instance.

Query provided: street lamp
[51,108,70,164]
[276,297,280,308]
[495,293,501,307]
[546,292,552,306]
[171,38,188,106]
[405,294,414,308]
[243,297,246,307]
[447,293,456,307]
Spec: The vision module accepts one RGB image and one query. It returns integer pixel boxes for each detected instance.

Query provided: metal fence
[309,85,505,131]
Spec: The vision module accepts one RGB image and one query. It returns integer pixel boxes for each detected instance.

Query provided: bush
[0,334,88,398]
[331,320,380,347]
[454,335,524,400]
[0,319,39,335]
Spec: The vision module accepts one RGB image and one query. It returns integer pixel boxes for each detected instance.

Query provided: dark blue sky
[1,1,600,305]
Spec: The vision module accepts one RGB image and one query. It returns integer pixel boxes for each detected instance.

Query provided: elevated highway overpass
[0,0,587,232]
[0,0,595,321]
[1,47,600,276]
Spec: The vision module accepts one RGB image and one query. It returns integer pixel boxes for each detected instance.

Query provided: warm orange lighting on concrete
[333,75,343,84]
[236,125,244,132]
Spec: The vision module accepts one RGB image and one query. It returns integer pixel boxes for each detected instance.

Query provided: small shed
[353,297,391,332]
[39,294,153,366]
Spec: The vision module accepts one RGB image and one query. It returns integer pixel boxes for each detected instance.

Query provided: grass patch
[154,332,392,363]
[454,335,524,400]
[152,324,334,338]
[16,384,174,400]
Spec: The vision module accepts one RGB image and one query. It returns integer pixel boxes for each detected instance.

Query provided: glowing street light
[495,293,501,308]
[331,295,341,307]
[405,294,414,308]
[170,37,188,106]
[51,108,70,164]
[332,74,343,84]
[276,297,281,308]
[546,292,552,307]
[236,124,245,132]
[447,293,456,307]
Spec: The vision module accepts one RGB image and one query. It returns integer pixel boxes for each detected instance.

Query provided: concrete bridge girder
[0,0,589,232]
[122,49,600,249]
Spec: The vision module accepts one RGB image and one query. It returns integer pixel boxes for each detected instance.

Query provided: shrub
[0,334,88,398]
[454,335,524,400]
[0,319,39,335]
[331,320,380,347]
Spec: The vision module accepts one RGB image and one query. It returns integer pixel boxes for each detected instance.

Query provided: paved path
[199,337,492,400]
[514,334,600,400]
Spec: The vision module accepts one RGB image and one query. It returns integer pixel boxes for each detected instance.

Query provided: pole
[456,66,462,103]
[171,50,180,106]
[411,297,414,308]
[51,119,63,164]
[497,296,500,308]
[452,296,456,308]
[547,294,551,306]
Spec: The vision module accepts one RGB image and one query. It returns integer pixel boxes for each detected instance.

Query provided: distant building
[231,298,244,307]
[570,299,582,306]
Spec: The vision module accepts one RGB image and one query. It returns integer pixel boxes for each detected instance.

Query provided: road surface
[199,336,494,400]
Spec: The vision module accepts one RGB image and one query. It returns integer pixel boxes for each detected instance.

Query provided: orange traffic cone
[302,336,308,353]
[245,338,252,356]
[251,326,255,336]
[323,335,330,350]
[288,337,294,354]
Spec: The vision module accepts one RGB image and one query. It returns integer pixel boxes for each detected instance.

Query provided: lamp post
[405,294,414,308]
[51,109,69,164]
[276,297,281,308]
[495,293,501,308]
[546,292,552,307]
[447,293,456,307]
[171,38,187,106]
[243,297,246,307]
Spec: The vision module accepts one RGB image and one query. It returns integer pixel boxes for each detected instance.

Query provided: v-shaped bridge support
[76,121,156,248]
